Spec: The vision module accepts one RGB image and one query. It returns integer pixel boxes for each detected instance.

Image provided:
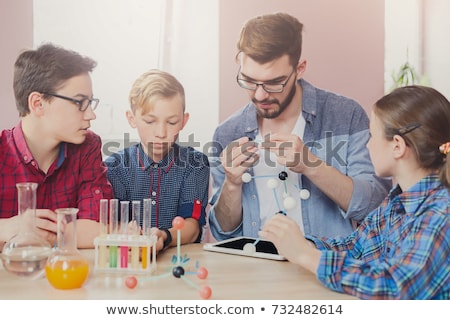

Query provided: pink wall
[219,0,385,121]
[0,0,33,130]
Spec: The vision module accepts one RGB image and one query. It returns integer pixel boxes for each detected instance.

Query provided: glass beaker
[0,182,52,279]
[45,208,89,289]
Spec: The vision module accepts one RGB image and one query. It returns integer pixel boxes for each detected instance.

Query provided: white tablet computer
[203,236,286,261]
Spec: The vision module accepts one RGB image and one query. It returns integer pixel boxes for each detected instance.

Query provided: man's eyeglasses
[236,68,296,93]
[41,92,99,112]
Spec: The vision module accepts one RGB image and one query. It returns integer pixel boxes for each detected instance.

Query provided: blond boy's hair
[129,69,185,114]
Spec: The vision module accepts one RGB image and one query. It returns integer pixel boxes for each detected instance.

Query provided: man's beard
[252,82,296,119]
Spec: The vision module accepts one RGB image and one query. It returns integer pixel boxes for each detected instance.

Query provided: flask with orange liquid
[45,208,89,289]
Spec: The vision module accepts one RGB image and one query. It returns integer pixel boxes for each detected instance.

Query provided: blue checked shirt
[105,143,209,239]
[308,175,450,299]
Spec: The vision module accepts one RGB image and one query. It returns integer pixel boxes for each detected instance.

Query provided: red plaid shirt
[0,122,113,220]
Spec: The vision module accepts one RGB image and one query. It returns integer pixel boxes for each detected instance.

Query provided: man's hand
[220,137,260,185]
[262,133,322,174]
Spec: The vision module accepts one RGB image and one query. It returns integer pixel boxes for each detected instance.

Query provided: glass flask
[0,182,52,279]
[45,208,89,289]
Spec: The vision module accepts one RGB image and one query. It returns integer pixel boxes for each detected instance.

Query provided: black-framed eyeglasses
[41,92,99,112]
[236,68,296,93]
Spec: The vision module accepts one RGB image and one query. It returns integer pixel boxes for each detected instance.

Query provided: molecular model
[242,168,310,214]
[241,167,310,255]
[124,216,212,300]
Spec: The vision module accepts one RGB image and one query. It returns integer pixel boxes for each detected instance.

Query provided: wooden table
[0,243,355,300]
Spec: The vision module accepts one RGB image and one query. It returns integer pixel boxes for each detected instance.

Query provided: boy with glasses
[208,13,391,241]
[0,43,113,249]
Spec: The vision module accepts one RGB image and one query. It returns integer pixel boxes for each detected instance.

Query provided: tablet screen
[203,236,286,261]
[214,237,279,255]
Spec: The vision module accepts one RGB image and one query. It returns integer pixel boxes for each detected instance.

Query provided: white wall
[160,0,219,154]
[425,0,450,99]
[384,0,422,91]
[385,0,450,98]
[33,0,219,156]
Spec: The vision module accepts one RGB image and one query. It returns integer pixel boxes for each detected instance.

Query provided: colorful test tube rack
[93,198,157,274]
[93,233,157,274]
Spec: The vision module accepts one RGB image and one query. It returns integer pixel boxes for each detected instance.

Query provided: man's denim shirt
[208,79,391,240]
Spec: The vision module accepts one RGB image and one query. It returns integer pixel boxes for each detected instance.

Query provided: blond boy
[105,70,209,253]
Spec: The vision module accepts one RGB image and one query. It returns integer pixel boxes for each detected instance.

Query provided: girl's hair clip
[395,122,421,136]
[439,142,450,155]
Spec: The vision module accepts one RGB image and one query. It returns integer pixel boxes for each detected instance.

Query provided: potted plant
[389,50,429,92]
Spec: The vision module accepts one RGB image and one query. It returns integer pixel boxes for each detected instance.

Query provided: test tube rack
[93,234,157,274]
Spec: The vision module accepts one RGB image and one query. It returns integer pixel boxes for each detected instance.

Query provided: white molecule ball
[299,189,310,200]
[242,172,252,183]
[243,243,256,255]
[283,196,297,210]
[267,178,279,189]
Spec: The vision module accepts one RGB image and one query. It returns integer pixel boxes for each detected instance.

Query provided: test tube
[120,201,130,268]
[109,199,119,268]
[142,198,152,269]
[130,200,141,269]
[99,199,109,268]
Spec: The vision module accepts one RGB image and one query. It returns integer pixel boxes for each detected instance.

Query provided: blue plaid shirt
[105,143,209,238]
[308,175,450,299]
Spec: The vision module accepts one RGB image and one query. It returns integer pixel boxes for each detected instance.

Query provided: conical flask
[45,208,89,289]
[0,182,52,279]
